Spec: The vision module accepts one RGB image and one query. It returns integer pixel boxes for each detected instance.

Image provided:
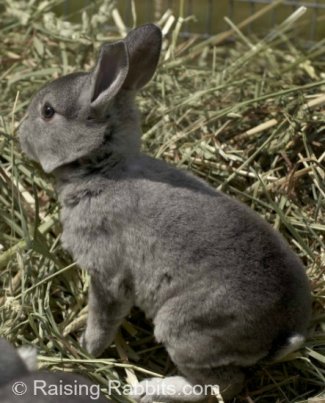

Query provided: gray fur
[0,338,29,388]
[18,24,311,401]
[0,338,107,402]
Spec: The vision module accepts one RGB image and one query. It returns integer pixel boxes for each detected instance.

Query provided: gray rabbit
[19,24,311,402]
[0,337,107,402]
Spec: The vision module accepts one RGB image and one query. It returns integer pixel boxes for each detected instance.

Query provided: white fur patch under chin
[274,334,305,361]
[17,346,38,371]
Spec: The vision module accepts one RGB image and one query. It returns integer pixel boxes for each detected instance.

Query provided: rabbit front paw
[79,327,111,357]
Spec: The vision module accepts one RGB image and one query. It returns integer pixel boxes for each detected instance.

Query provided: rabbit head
[19,24,162,173]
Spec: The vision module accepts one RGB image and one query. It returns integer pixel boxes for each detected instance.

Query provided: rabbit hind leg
[130,375,210,403]
[180,364,246,402]
[130,366,245,403]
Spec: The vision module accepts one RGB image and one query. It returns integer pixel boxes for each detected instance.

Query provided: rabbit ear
[123,24,162,90]
[90,41,129,113]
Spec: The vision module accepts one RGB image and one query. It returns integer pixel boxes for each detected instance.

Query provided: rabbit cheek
[19,134,35,160]
[18,124,39,162]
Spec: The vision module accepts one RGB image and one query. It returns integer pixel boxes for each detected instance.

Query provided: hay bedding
[0,1,324,402]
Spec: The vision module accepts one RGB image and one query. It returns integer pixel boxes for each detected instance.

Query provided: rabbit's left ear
[89,41,129,114]
[123,24,162,90]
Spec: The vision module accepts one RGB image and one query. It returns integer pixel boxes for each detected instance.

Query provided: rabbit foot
[130,376,208,403]
[79,328,110,357]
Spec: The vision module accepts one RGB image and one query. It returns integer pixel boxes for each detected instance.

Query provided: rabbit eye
[42,103,55,120]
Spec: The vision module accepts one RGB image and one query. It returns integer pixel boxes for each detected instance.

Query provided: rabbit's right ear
[89,41,129,115]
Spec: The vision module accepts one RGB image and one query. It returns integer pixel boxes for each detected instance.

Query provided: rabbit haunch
[19,24,311,401]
